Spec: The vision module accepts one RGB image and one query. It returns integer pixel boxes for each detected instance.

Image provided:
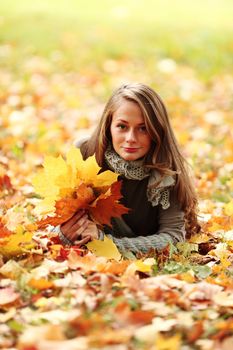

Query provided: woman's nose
[126,129,137,142]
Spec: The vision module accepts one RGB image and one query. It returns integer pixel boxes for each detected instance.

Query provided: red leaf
[58,246,85,261]
[0,174,13,192]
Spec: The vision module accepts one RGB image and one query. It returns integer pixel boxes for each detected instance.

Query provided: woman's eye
[117,124,126,130]
[139,126,147,132]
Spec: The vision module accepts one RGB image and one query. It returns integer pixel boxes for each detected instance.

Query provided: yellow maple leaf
[94,170,119,188]
[224,200,233,216]
[123,258,154,277]
[33,197,58,216]
[134,259,154,273]
[66,146,83,187]
[0,226,35,259]
[87,235,121,261]
[32,155,77,215]
[32,147,118,216]
[67,147,118,187]
[32,155,68,198]
[155,333,181,350]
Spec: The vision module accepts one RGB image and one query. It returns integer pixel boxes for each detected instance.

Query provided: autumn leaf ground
[0,1,233,349]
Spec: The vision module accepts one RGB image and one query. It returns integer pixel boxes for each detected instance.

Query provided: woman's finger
[68,220,89,241]
[71,214,88,232]
[69,210,88,229]
[74,235,91,246]
[61,209,86,231]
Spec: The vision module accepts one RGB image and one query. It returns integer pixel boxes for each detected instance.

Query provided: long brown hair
[81,83,200,237]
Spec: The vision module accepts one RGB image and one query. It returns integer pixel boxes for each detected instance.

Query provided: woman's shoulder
[73,135,93,160]
[74,135,90,148]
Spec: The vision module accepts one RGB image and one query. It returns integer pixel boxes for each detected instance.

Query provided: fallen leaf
[127,309,154,325]
[0,227,35,259]
[0,174,13,193]
[224,200,233,216]
[134,259,155,273]
[187,320,204,343]
[89,328,131,346]
[189,233,211,244]
[28,278,54,290]
[213,291,233,307]
[67,250,107,272]
[0,259,25,279]
[0,218,13,238]
[0,287,20,306]
[87,235,121,261]
[155,333,181,350]
[101,259,131,274]
[0,307,16,323]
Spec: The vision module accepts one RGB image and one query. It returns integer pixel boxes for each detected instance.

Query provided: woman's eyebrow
[115,118,129,123]
[115,119,145,126]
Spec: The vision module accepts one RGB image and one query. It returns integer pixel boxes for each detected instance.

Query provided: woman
[57,83,200,253]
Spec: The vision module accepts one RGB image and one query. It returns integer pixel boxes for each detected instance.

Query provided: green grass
[0,0,233,79]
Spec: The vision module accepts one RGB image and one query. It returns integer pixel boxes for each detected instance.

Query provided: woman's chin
[120,153,140,161]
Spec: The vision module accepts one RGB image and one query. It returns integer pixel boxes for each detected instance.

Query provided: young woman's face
[110,99,152,161]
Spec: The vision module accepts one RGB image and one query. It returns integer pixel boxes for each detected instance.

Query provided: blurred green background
[0,0,233,80]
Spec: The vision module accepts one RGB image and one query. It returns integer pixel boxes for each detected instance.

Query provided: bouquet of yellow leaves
[32,146,129,229]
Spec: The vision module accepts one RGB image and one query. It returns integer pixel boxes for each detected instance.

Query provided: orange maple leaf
[88,181,129,227]
[38,183,95,228]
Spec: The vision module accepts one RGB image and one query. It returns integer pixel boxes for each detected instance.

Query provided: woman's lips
[123,147,139,153]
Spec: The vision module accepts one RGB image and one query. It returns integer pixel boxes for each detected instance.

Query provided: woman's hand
[60,209,99,245]
[74,221,99,245]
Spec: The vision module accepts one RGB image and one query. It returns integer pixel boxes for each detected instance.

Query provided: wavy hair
[81,83,200,237]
